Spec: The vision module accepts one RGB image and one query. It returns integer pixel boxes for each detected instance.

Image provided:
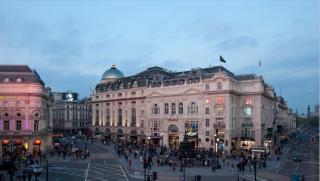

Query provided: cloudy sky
[0,0,318,113]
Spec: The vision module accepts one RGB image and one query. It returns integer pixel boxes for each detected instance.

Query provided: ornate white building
[92,65,295,152]
[0,65,53,157]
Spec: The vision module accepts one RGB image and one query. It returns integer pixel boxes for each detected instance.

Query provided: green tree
[310,116,319,128]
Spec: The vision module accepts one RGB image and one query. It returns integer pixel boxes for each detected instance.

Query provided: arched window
[171,103,176,114]
[152,104,160,114]
[164,103,169,114]
[178,103,183,114]
[133,81,138,87]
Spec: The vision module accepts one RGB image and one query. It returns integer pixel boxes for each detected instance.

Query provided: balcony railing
[213,122,225,129]
[241,122,254,128]
[151,127,160,131]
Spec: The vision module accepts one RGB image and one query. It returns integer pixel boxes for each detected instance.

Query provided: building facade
[92,65,294,152]
[0,65,52,158]
[52,92,92,135]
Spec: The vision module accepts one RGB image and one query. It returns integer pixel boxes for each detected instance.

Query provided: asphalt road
[276,131,319,181]
[39,138,129,181]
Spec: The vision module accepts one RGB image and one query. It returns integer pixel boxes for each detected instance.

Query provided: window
[95,110,99,125]
[205,119,210,127]
[141,120,144,128]
[152,104,160,114]
[216,107,224,116]
[189,102,198,114]
[164,103,169,114]
[34,120,39,132]
[131,108,136,127]
[205,107,210,114]
[178,103,183,114]
[16,78,22,82]
[151,121,160,131]
[4,120,9,131]
[243,107,252,117]
[244,98,252,105]
[205,84,210,91]
[118,109,123,126]
[171,103,176,114]
[16,120,21,131]
[217,82,222,90]
[106,109,110,126]
[4,77,10,82]
[205,131,210,137]
[192,71,196,76]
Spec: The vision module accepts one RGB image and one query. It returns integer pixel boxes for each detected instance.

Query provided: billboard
[62,93,78,102]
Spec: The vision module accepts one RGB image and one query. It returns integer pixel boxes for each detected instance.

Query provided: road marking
[85,161,91,181]
[119,165,129,181]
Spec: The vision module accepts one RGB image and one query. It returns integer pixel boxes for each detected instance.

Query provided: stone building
[92,65,294,152]
[52,92,91,135]
[0,65,52,157]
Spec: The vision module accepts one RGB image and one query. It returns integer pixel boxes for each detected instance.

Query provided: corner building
[92,65,291,152]
[0,65,52,158]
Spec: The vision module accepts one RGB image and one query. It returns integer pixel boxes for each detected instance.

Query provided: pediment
[146,91,163,97]
[182,88,202,95]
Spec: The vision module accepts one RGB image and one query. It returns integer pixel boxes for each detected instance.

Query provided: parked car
[23,165,43,173]
[291,172,305,181]
[291,153,302,162]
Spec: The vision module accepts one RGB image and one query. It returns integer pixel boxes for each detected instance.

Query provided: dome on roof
[101,65,124,80]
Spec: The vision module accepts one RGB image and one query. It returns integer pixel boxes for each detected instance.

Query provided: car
[291,172,305,181]
[291,153,302,162]
[23,165,43,173]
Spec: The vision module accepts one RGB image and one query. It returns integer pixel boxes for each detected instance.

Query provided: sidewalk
[106,143,291,179]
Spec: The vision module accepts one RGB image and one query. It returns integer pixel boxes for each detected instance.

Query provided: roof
[0,65,45,85]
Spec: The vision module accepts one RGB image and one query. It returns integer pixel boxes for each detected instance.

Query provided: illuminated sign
[2,139,9,145]
[215,97,224,104]
[62,93,78,102]
[33,139,41,145]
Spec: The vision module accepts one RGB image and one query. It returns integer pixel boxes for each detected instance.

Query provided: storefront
[168,125,179,148]
[240,137,255,150]
[130,129,138,142]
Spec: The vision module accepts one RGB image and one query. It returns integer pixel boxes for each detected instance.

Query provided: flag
[219,55,226,63]
[259,60,261,67]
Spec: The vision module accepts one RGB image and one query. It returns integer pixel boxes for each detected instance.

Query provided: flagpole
[259,60,263,76]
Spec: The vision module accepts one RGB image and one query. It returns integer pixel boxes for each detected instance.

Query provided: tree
[310,116,319,128]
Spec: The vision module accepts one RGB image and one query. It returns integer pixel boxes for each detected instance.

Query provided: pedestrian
[22,174,26,181]
[129,159,132,167]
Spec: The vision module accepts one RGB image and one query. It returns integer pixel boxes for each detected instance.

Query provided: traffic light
[152,171,158,180]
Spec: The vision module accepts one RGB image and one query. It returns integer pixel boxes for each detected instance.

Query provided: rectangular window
[16,120,21,131]
[34,120,39,132]
[205,107,210,114]
[205,84,210,91]
[205,119,210,127]
[141,120,144,128]
[95,110,99,125]
[4,120,9,131]
[131,108,136,127]
[205,131,210,137]
[106,109,110,126]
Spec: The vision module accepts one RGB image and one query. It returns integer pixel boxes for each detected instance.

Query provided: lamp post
[253,155,257,181]
[9,140,14,181]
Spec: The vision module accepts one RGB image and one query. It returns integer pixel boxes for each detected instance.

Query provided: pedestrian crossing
[48,166,86,177]
[86,162,128,181]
